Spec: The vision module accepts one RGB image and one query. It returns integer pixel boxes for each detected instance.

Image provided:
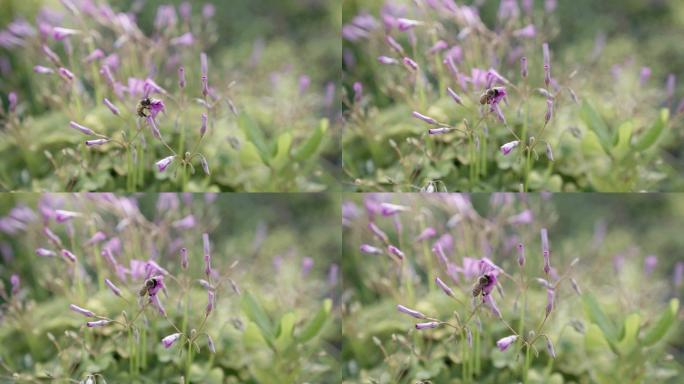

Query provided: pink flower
[58,67,74,81]
[412,111,438,125]
[435,277,455,297]
[496,335,518,351]
[403,57,418,71]
[87,320,111,327]
[36,248,56,257]
[84,49,105,63]
[387,245,404,260]
[156,156,175,172]
[61,249,77,262]
[104,278,121,296]
[170,32,194,46]
[86,139,109,147]
[415,227,437,242]
[415,322,440,330]
[103,98,120,115]
[447,87,463,105]
[33,65,54,74]
[513,25,536,39]
[69,121,95,136]
[377,56,398,65]
[397,304,426,319]
[52,27,79,40]
[360,244,382,255]
[397,18,420,31]
[70,304,95,317]
[500,140,520,155]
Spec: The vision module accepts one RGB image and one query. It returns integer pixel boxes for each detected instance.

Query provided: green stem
[185,339,193,384]
[523,344,531,384]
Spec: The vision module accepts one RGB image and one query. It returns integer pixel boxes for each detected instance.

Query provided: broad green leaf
[585,323,611,350]
[239,141,265,167]
[242,321,267,348]
[632,109,669,151]
[241,291,274,343]
[296,298,332,343]
[580,101,612,153]
[270,132,293,171]
[617,313,641,353]
[642,298,679,346]
[237,113,269,161]
[582,293,618,343]
[292,119,328,162]
[611,122,632,160]
[274,312,296,352]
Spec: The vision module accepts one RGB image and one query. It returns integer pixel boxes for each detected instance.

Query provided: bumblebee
[138,277,160,297]
[137,97,152,118]
[479,87,506,105]
[471,274,492,297]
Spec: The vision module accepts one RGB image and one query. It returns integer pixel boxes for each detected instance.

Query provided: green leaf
[242,321,267,348]
[642,298,679,346]
[632,108,669,151]
[237,112,270,161]
[270,132,293,171]
[292,118,328,162]
[274,312,296,352]
[296,298,332,343]
[241,291,274,343]
[239,142,265,167]
[584,323,611,350]
[580,101,612,153]
[617,313,641,354]
[611,121,633,160]
[582,293,618,343]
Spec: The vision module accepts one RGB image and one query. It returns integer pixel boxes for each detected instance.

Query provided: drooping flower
[360,244,382,255]
[149,294,166,316]
[206,290,215,315]
[412,111,438,125]
[500,140,520,155]
[353,82,363,103]
[161,333,182,348]
[58,67,74,81]
[70,304,95,317]
[546,289,555,315]
[61,249,77,262]
[86,320,111,327]
[52,27,80,40]
[69,121,95,136]
[447,87,463,106]
[203,233,212,276]
[428,128,451,135]
[415,322,440,330]
[33,65,54,74]
[104,278,122,297]
[368,222,389,244]
[387,245,404,260]
[403,57,418,71]
[156,156,175,172]
[435,277,455,297]
[644,255,658,276]
[200,113,208,137]
[36,248,56,257]
[180,248,189,269]
[415,227,437,242]
[85,139,109,147]
[170,32,194,46]
[10,274,20,295]
[545,99,554,125]
[496,335,518,351]
[396,304,426,319]
[103,98,120,115]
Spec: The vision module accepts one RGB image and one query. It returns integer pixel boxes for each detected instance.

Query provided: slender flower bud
[84,48,105,63]
[385,35,404,54]
[86,139,109,147]
[368,222,389,244]
[206,290,215,315]
[546,336,556,358]
[517,243,526,267]
[447,87,463,105]
[178,66,186,89]
[156,156,175,172]
[42,45,62,65]
[33,65,54,74]
[412,111,438,125]
[387,245,404,260]
[433,244,448,265]
[403,57,418,71]
[180,247,189,269]
[415,322,440,330]
[519,57,528,79]
[377,56,398,65]
[541,228,549,252]
[484,294,502,318]
[203,233,212,276]
[546,289,555,315]
[54,210,79,222]
[10,274,20,295]
[200,52,208,77]
[201,75,209,97]
[70,304,95,317]
[500,140,520,155]
[427,40,448,55]
[396,304,426,319]
[87,320,111,327]
[61,249,77,262]
[69,121,95,136]
[103,98,120,115]
[58,67,74,81]
[415,227,437,242]
[545,99,553,125]
[8,92,17,113]
[104,278,121,297]
[644,255,658,276]
[44,227,62,246]
[496,335,518,351]
[353,82,363,103]
[200,113,208,136]
[360,244,382,255]
[207,334,216,353]
[397,18,420,31]
[36,248,56,257]
[150,294,166,316]
[161,333,182,348]
[543,43,551,86]
[466,327,473,347]
[435,277,455,297]
[640,67,651,86]
[545,142,555,161]
[674,262,684,288]
[570,278,582,295]
[100,64,115,86]
[429,127,452,135]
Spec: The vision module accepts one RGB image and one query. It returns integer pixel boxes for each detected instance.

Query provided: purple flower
[513,25,536,39]
[380,203,409,216]
[545,99,554,125]
[206,290,215,315]
[353,82,363,103]
[33,65,54,74]
[385,35,404,54]
[433,244,448,265]
[178,66,186,89]
[302,257,314,276]
[387,245,404,260]
[517,243,526,266]
[202,3,216,19]
[156,156,175,172]
[545,0,558,13]
[546,289,555,315]
[87,320,111,327]
[500,140,520,155]
[435,277,455,297]
[180,248,189,269]
[403,57,418,71]
[58,67,74,81]
[412,111,438,125]
[427,40,448,54]
[172,215,196,230]
[640,67,651,86]
[429,128,452,135]
[203,233,212,276]
[508,210,533,224]
[415,322,440,330]
[666,74,676,99]
[150,294,166,316]
[521,57,528,78]
[397,18,420,31]
[396,304,425,319]
[377,56,398,65]
[200,52,208,77]
[103,98,120,115]
[368,222,389,244]
[52,27,79,40]
[44,227,62,246]
[70,304,95,317]
[148,98,165,118]
[207,334,216,353]
[200,113,208,137]
[496,335,518,351]
[674,262,684,288]
[10,274,20,295]
[170,32,194,46]
[61,249,77,262]
[42,45,61,66]
[86,139,109,147]
[8,92,18,113]
[161,333,182,348]
[299,75,311,94]
[360,244,382,255]
[84,49,105,63]
[447,87,463,106]
[543,43,552,86]
[644,255,658,276]
[36,248,56,257]
[415,227,437,242]
[55,210,79,223]
[483,294,502,317]
[69,121,95,136]
[147,276,165,297]
[104,278,122,297]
